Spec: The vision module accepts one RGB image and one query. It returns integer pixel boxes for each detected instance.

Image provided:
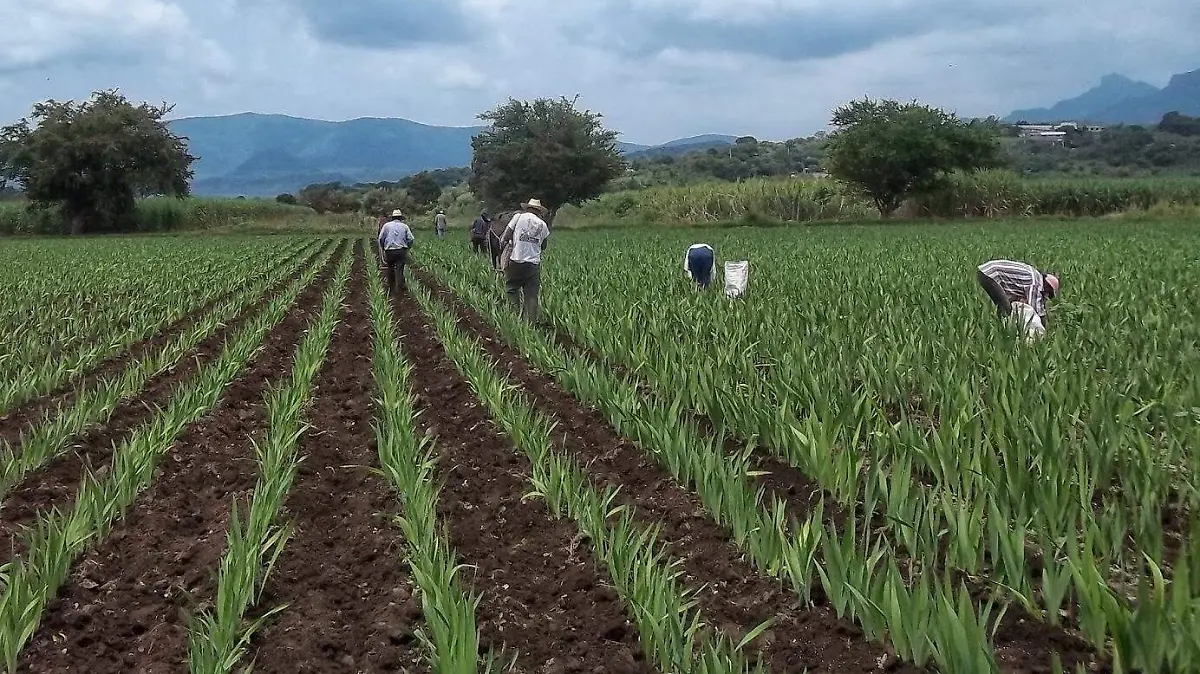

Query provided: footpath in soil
[0,246,330,564]
[414,269,922,674]
[251,245,426,674]
[18,248,340,674]
[391,288,653,673]
[0,242,325,440]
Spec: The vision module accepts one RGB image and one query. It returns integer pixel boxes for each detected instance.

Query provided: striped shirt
[978,259,1046,317]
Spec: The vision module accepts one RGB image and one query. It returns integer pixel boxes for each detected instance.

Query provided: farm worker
[499,199,551,321]
[684,243,717,289]
[470,211,491,254]
[977,259,1060,326]
[435,209,448,239]
[378,209,415,294]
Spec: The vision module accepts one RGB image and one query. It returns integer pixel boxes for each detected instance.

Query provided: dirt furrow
[0,241,325,441]
[17,248,340,674]
[413,269,918,673]
[0,246,337,563]
[392,289,652,673]
[250,244,426,674]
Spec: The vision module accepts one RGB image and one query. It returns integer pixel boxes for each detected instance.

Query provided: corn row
[410,280,771,673]
[422,254,1006,672]
[0,241,340,673]
[0,237,322,416]
[185,244,352,673]
[365,251,514,673]
[0,240,335,504]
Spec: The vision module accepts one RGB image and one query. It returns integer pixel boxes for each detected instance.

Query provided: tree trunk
[545,207,558,228]
[69,211,86,235]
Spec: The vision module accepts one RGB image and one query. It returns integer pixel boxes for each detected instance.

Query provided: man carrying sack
[499,198,551,321]
[378,209,415,294]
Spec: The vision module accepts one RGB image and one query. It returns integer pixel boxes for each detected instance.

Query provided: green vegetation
[823,98,1004,217]
[469,95,625,224]
[0,91,195,234]
[420,219,1200,672]
[0,196,313,235]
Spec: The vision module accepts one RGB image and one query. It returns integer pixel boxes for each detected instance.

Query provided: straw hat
[1044,273,1060,298]
[521,198,548,215]
[391,209,405,218]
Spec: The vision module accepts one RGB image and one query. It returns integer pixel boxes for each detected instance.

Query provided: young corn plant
[366,248,514,673]
[186,245,352,674]
[0,242,343,672]
[410,280,769,673]
[0,240,328,504]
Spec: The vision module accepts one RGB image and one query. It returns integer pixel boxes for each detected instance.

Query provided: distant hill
[170,113,734,196]
[1005,68,1200,125]
[628,134,738,159]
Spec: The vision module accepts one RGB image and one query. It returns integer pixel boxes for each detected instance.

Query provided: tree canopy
[823,98,1003,217]
[0,90,195,234]
[469,96,625,223]
[405,171,443,209]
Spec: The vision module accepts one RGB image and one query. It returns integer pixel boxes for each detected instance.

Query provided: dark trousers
[506,261,541,321]
[488,233,502,270]
[384,248,408,293]
[471,236,486,254]
[687,247,714,287]
[977,270,1012,317]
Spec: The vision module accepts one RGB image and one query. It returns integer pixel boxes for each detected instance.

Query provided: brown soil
[17,247,340,674]
[412,269,922,673]
[0,241,325,444]
[249,244,426,674]
[390,287,653,673]
[0,245,336,564]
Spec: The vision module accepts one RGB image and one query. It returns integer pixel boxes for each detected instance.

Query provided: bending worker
[977,258,1060,324]
[684,242,717,289]
[378,210,415,294]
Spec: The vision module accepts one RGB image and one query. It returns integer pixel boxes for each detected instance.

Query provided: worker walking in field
[378,210,415,294]
[499,199,551,321]
[684,243,717,289]
[470,211,491,254]
[435,209,448,239]
[977,258,1060,330]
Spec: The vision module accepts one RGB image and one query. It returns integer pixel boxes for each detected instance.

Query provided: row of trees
[1,88,1019,232]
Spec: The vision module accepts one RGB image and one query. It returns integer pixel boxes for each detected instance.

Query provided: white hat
[391,209,405,218]
[521,198,548,214]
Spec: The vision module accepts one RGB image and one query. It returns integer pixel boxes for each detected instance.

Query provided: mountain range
[1005,68,1200,124]
[169,113,737,196]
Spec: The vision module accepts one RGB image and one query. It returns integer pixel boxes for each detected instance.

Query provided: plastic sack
[724,261,749,298]
[1011,302,1045,343]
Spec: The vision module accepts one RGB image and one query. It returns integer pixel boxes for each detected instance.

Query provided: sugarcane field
[0,217,1195,674]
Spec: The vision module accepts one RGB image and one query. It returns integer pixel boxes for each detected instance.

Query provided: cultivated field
[0,221,1197,673]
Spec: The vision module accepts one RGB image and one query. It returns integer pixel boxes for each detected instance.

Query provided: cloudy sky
[2,0,1199,144]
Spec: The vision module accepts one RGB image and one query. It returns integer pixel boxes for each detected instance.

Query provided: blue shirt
[378,219,414,250]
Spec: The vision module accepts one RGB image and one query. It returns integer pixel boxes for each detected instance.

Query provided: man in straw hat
[977,258,1060,329]
[499,198,551,321]
[378,209,415,294]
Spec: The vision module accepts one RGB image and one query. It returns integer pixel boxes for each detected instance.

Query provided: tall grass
[557,171,1200,226]
[0,197,312,235]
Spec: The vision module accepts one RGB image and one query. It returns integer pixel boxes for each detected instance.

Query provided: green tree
[405,171,442,209]
[275,192,298,205]
[469,95,625,224]
[823,98,1003,217]
[0,90,195,234]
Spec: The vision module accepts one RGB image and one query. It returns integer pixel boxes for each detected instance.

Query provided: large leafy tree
[469,95,625,224]
[823,98,1003,217]
[0,90,195,234]
[403,171,442,209]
